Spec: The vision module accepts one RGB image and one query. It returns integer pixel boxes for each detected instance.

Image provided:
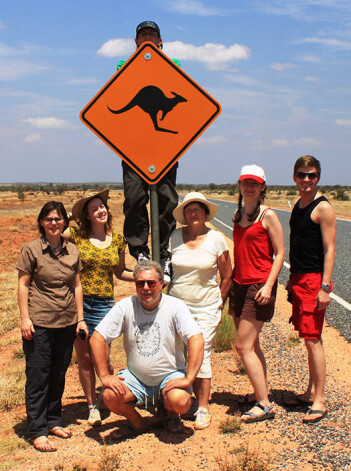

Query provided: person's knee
[164,389,191,415]
[103,387,124,411]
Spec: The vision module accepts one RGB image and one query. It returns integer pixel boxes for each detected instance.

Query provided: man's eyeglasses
[43,217,63,223]
[295,171,318,180]
[135,280,158,288]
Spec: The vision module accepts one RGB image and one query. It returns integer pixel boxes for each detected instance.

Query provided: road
[180,196,351,342]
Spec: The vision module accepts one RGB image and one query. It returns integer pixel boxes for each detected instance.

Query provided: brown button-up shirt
[17,237,83,328]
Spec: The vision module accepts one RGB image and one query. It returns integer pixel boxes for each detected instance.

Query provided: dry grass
[213,309,236,352]
[0,272,19,336]
[219,416,242,434]
[216,444,276,471]
[0,364,26,412]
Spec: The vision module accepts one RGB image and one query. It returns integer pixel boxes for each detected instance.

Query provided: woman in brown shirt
[17,201,87,452]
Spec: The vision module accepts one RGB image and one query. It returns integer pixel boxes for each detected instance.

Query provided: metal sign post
[149,184,160,263]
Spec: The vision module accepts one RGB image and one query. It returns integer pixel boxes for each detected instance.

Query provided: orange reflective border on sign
[80,42,221,184]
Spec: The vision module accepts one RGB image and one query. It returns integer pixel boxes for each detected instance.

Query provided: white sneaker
[162,257,172,284]
[137,253,150,264]
[88,406,101,427]
[194,408,212,430]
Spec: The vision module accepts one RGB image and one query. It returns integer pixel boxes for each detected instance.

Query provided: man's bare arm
[90,331,127,395]
[163,333,204,392]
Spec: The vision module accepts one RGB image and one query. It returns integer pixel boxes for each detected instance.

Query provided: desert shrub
[335,188,350,201]
[213,310,236,352]
[286,188,297,196]
[216,444,275,471]
[286,334,301,347]
[219,417,242,434]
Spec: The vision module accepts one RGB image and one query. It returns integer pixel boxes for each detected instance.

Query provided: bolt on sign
[80,42,221,184]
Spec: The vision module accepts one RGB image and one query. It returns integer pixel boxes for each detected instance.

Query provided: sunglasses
[43,217,63,223]
[135,280,158,288]
[295,171,318,180]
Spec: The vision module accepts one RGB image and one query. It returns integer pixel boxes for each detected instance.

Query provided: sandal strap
[255,402,273,413]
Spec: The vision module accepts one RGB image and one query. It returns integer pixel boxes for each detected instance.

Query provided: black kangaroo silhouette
[107,85,187,134]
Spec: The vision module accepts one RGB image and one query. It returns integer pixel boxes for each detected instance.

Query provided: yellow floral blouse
[70,228,126,298]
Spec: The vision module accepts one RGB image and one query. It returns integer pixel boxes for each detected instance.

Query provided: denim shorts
[117,368,188,408]
[83,296,115,337]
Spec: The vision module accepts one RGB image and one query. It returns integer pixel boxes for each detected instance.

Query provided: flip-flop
[241,403,275,424]
[302,409,328,424]
[111,424,148,441]
[49,426,72,439]
[284,393,313,407]
[32,436,57,453]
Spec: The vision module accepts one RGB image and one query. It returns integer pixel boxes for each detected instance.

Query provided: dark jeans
[122,161,178,261]
[22,323,76,438]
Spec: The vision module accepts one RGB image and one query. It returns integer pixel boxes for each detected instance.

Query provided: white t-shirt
[96,294,200,386]
[168,228,229,308]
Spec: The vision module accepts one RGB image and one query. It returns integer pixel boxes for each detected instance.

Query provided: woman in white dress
[168,192,232,430]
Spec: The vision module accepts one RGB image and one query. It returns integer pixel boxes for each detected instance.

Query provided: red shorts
[291,272,327,340]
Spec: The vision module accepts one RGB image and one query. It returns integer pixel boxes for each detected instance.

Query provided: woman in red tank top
[229,165,285,423]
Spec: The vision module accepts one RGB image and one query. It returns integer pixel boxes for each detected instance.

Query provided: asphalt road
[181,196,351,342]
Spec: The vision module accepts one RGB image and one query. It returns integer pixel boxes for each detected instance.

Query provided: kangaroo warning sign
[80,42,221,184]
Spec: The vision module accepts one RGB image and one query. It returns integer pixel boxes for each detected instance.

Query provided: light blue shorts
[83,296,115,337]
[118,368,189,408]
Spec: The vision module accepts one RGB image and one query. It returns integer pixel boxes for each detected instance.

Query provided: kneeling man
[90,260,204,438]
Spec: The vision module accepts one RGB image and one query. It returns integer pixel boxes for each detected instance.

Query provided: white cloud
[23,117,70,129]
[97,39,250,71]
[0,59,47,81]
[270,62,298,71]
[0,21,6,30]
[162,0,227,16]
[25,133,40,143]
[335,119,351,126]
[304,76,321,83]
[165,41,250,71]
[272,139,290,147]
[197,134,227,145]
[97,39,135,58]
[302,37,351,50]
[294,137,321,146]
[300,55,320,63]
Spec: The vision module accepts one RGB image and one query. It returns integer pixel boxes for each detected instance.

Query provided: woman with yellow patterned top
[66,189,133,427]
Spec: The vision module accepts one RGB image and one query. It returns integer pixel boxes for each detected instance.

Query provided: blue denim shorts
[83,296,115,337]
[118,368,189,408]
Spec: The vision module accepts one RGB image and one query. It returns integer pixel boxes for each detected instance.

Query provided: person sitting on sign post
[116,21,181,283]
[63,189,134,427]
[167,192,232,430]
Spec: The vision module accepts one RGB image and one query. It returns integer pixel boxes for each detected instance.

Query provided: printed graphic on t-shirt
[135,321,161,357]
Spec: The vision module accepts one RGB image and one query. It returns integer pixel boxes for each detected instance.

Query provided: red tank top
[233,210,273,284]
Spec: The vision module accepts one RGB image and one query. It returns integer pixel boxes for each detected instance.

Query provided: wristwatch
[321,283,331,293]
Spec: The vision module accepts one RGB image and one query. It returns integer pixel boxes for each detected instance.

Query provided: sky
[1,0,351,185]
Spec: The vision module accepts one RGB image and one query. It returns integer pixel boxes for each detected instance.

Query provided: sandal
[49,426,72,439]
[302,409,328,424]
[241,403,275,423]
[32,436,57,452]
[111,424,148,441]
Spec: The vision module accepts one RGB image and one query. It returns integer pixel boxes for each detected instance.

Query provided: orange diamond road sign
[80,42,221,184]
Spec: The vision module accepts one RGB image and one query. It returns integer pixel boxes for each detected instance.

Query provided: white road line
[213,217,232,231]
[282,261,351,312]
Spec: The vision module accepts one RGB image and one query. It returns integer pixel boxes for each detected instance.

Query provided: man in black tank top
[287,155,336,424]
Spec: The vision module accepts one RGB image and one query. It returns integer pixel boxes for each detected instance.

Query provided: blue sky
[1,0,351,185]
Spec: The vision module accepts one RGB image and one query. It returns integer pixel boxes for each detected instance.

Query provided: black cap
[136,21,161,37]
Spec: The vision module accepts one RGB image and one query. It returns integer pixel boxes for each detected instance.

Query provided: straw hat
[71,189,109,220]
[173,192,218,225]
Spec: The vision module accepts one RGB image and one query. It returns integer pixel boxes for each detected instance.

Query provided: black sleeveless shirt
[289,196,328,274]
